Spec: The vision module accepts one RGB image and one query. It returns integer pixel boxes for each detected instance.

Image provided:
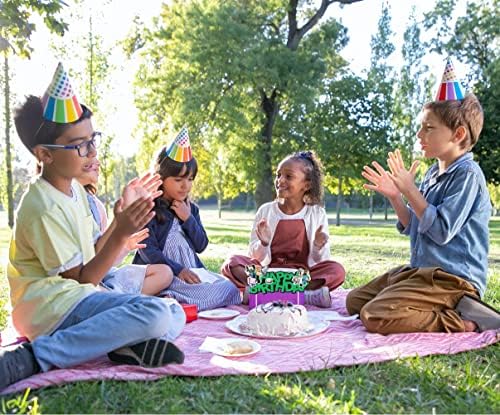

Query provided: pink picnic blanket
[1,289,498,395]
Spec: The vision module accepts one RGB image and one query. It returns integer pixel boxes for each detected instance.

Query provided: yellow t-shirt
[7,177,100,340]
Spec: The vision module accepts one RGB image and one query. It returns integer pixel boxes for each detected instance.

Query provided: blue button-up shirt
[397,153,491,297]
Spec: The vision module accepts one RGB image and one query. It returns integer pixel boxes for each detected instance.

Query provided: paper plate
[212,339,261,357]
[198,309,240,320]
[308,311,359,321]
[225,315,329,339]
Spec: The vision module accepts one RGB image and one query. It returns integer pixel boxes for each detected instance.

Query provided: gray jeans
[31,291,186,371]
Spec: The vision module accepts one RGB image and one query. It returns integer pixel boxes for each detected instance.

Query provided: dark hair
[154,146,198,223]
[280,150,325,205]
[84,183,97,195]
[423,94,483,150]
[14,95,93,154]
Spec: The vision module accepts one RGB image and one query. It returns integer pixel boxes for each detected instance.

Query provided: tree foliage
[392,8,429,163]
[129,0,364,207]
[0,0,67,227]
[0,0,67,57]
[424,0,500,184]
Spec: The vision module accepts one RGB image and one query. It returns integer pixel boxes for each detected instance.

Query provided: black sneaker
[108,339,184,367]
[455,293,500,332]
[0,343,40,390]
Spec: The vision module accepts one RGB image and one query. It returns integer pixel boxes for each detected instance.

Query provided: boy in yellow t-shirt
[0,63,185,391]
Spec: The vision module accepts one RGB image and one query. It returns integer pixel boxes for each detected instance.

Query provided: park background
[0,0,499,413]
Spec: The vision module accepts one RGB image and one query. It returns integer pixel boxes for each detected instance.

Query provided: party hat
[165,126,193,162]
[41,62,83,123]
[434,59,465,101]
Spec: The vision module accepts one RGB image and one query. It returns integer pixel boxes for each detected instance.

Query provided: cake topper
[245,266,311,308]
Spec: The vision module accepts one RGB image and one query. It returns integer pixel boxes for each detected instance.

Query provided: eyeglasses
[42,132,101,157]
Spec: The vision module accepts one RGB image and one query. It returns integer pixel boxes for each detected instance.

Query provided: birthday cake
[246,301,311,336]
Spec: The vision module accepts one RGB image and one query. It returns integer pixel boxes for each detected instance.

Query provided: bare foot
[242,287,249,305]
[462,319,478,332]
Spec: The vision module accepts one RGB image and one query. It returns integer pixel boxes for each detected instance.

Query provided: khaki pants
[346,266,478,334]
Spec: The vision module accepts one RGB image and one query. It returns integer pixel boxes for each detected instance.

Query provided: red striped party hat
[41,63,83,123]
[165,126,193,162]
[435,58,465,101]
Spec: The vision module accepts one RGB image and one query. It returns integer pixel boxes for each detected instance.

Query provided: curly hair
[280,150,325,205]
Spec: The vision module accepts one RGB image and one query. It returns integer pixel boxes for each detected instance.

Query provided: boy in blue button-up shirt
[346,91,494,334]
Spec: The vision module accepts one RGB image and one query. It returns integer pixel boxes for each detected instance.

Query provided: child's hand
[387,149,420,195]
[313,225,328,250]
[122,172,163,210]
[256,219,272,246]
[362,161,401,200]
[178,268,201,284]
[171,199,191,222]
[125,228,149,251]
[113,197,155,239]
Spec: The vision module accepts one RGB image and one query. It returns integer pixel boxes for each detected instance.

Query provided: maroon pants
[221,254,345,291]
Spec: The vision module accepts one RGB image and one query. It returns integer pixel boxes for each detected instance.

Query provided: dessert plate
[212,339,261,357]
[198,309,240,320]
[225,315,329,339]
[308,310,359,321]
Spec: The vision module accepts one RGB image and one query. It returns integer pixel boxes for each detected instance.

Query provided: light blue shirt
[397,152,491,297]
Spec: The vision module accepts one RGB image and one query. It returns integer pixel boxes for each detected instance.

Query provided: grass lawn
[0,209,499,414]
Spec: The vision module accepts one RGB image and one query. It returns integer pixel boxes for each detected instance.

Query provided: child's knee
[345,289,363,315]
[334,262,346,281]
[139,297,173,338]
[148,264,174,286]
[359,303,395,334]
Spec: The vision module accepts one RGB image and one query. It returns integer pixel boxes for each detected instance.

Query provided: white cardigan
[248,201,331,268]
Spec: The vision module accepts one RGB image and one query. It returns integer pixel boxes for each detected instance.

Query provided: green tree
[424,0,500,184]
[128,0,364,207]
[365,2,396,219]
[0,0,67,227]
[306,73,370,225]
[50,0,116,206]
[393,8,428,161]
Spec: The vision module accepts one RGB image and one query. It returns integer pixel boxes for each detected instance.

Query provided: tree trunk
[335,176,343,226]
[369,192,373,220]
[255,89,278,207]
[384,197,388,220]
[4,54,14,228]
[217,191,222,219]
[245,191,253,211]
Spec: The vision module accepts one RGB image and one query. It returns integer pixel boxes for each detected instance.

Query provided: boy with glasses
[0,63,185,391]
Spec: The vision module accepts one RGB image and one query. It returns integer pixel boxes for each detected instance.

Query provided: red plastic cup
[181,304,198,323]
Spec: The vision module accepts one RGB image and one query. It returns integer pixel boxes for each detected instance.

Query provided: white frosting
[246,302,310,336]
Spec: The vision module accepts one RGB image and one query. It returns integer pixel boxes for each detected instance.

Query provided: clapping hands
[112,172,162,242]
[313,225,328,250]
[256,219,272,246]
[386,150,420,195]
[362,149,419,199]
[121,172,162,211]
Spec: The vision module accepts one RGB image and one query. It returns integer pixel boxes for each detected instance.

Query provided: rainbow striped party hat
[41,62,83,123]
[165,126,193,162]
[435,58,465,101]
